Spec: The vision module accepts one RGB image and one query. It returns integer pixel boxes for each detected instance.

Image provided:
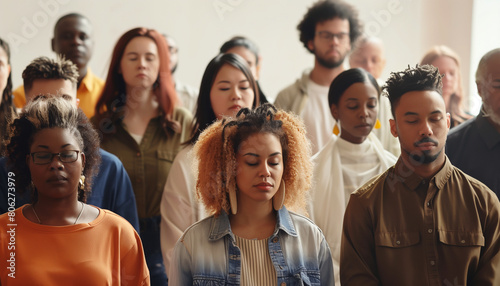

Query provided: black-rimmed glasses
[30,150,81,165]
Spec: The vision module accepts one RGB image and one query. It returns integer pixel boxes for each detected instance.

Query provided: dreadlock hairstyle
[383,64,443,118]
[194,103,312,216]
[5,94,101,203]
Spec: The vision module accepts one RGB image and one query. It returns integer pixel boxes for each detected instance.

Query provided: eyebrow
[243,152,282,157]
[34,143,74,149]
[216,79,249,84]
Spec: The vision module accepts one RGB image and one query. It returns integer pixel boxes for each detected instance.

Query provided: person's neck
[400,153,446,180]
[309,60,345,86]
[125,87,159,118]
[77,66,88,87]
[229,199,276,240]
[31,195,81,225]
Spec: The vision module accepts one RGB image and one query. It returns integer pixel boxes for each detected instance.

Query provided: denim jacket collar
[208,206,298,241]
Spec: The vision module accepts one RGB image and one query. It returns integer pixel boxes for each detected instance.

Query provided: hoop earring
[333,123,340,136]
[229,186,237,215]
[273,180,285,211]
[374,119,381,129]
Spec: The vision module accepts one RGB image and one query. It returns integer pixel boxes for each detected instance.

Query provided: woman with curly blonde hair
[169,104,334,285]
[420,45,473,127]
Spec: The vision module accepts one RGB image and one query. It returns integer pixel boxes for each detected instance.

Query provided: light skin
[476,52,500,133]
[308,17,351,86]
[25,79,78,105]
[25,128,95,225]
[52,16,93,84]
[390,90,450,179]
[349,39,386,79]
[119,36,161,136]
[0,46,10,105]
[225,46,260,80]
[231,132,284,239]
[331,82,379,144]
[210,64,254,119]
[431,56,459,110]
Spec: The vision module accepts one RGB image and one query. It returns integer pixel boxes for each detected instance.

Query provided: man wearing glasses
[275,0,363,154]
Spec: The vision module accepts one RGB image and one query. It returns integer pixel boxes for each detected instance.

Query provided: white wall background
[0,0,498,112]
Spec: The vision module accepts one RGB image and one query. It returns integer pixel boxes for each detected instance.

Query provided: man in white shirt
[274,0,363,154]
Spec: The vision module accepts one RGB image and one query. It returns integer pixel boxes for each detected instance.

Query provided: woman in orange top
[0,95,149,285]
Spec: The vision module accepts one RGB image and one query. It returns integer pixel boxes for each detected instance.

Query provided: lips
[46,175,67,183]
[229,105,241,111]
[255,182,274,191]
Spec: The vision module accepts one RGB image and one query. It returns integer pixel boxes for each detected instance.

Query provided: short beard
[315,52,345,69]
[404,147,442,165]
[483,103,500,126]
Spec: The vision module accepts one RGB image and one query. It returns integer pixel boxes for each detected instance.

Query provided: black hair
[383,64,442,118]
[297,0,363,53]
[186,53,260,145]
[328,68,380,106]
[0,37,16,156]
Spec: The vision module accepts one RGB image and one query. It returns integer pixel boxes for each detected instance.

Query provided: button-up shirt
[100,108,192,218]
[169,207,334,285]
[341,157,500,286]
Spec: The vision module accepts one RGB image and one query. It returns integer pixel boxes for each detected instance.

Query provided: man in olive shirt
[341,65,500,285]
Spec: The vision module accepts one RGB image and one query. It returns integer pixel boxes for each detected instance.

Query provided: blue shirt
[169,207,334,286]
[0,149,140,232]
[446,111,500,197]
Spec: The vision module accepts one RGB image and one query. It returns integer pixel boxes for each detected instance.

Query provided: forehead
[31,127,80,148]
[214,64,246,81]
[395,90,445,116]
[316,17,349,32]
[54,16,92,35]
[341,82,378,100]
[28,79,77,100]
[485,53,500,76]
[238,132,282,154]
[124,36,158,53]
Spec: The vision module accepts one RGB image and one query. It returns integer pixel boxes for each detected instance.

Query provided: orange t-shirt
[12,69,104,118]
[0,205,149,285]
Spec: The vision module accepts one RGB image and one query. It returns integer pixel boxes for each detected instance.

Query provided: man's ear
[389,118,398,138]
[51,38,56,52]
[307,40,315,53]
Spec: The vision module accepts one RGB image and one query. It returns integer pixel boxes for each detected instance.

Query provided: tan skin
[230,133,284,239]
[24,128,99,225]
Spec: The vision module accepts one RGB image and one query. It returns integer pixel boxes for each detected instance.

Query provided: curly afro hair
[5,94,101,203]
[194,103,313,216]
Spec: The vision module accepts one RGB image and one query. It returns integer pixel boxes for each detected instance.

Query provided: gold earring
[273,180,285,211]
[374,119,381,129]
[333,123,340,135]
[79,175,86,192]
[229,186,237,215]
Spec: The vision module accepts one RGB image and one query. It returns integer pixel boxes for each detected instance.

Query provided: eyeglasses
[316,31,350,43]
[30,150,81,165]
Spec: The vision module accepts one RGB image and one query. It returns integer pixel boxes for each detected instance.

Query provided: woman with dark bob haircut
[308,68,396,284]
[160,53,259,275]
[170,104,334,285]
[0,95,149,285]
[93,27,192,284]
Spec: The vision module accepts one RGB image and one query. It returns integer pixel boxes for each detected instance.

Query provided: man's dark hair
[22,56,78,94]
[297,0,363,53]
[53,13,89,34]
[383,64,443,118]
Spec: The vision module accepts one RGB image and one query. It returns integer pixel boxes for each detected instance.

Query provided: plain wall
[0,0,497,110]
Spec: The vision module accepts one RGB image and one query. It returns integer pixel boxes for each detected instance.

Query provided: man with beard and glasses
[274,0,362,154]
[341,65,500,286]
[12,13,104,118]
[446,48,500,198]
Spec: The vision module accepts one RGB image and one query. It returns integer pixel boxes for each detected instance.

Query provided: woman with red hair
[93,27,192,285]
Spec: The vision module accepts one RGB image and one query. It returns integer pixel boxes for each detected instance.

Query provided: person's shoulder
[451,165,498,199]
[98,148,124,169]
[353,169,390,199]
[98,208,136,230]
[179,215,214,241]
[287,211,327,240]
[173,106,193,121]
[448,116,476,139]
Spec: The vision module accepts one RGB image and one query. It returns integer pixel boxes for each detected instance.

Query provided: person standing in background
[12,13,104,118]
[275,0,363,154]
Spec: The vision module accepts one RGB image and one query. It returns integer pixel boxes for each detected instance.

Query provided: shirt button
[461,240,466,244]
[430,261,435,266]
[396,240,401,245]
[428,229,433,233]
[136,152,141,157]
[426,202,431,207]
[272,237,279,243]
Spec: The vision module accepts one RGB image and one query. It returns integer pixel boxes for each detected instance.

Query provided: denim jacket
[169,206,334,286]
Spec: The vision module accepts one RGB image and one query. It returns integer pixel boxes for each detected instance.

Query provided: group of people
[0,0,499,285]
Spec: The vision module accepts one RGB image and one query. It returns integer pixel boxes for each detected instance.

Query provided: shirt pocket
[292,269,321,286]
[193,276,226,286]
[375,231,420,248]
[438,230,485,247]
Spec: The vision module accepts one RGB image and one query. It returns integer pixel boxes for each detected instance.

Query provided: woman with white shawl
[308,68,397,285]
